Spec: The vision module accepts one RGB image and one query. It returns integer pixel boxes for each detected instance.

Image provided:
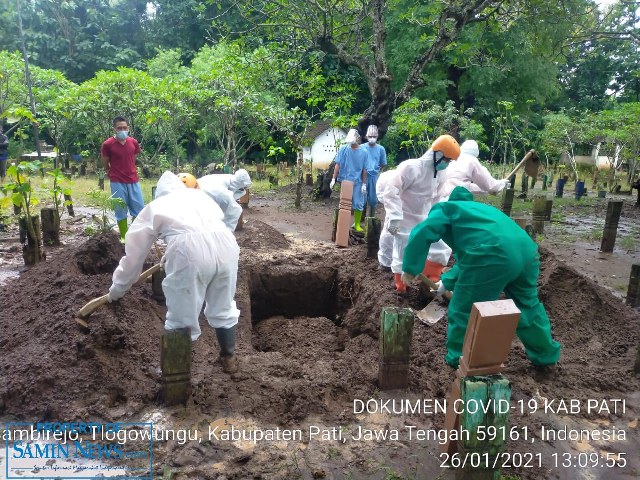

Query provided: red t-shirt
[101,136,141,183]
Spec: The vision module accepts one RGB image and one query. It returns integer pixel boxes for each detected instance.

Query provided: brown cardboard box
[457,355,504,377]
[340,180,354,200]
[335,209,352,247]
[461,300,520,370]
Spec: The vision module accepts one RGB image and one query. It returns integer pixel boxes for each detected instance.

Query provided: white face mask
[368,137,377,145]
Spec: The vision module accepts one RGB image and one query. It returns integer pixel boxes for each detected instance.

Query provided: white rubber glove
[503,180,511,190]
[431,280,447,297]
[330,179,336,189]
[387,219,401,235]
[400,272,415,285]
[107,284,127,303]
[361,184,367,195]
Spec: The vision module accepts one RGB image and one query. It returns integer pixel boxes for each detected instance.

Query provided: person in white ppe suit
[192,174,243,231]
[377,134,460,292]
[437,139,510,201]
[108,171,241,374]
[198,168,253,201]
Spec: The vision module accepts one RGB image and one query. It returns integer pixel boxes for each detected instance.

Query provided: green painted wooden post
[365,216,382,258]
[627,264,640,308]
[152,269,166,299]
[457,375,511,479]
[379,307,414,390]
[544,199,553,221]
[161,327,192,406]
[532,195,547,234]
[600,200,623,253]
[500,188,515,217]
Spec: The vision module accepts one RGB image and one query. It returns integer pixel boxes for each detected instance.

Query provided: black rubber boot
[215,325,238,374]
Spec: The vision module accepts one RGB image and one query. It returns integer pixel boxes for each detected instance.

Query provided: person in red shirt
[101,116,145,240]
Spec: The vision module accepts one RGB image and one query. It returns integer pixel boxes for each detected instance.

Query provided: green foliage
[43,168,73,218]
[386,99,480,159]
[0,161,42,213]
[2,0,146,83]
[86,189,126,234]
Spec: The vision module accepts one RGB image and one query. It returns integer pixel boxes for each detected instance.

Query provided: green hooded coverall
[403,186,561,368]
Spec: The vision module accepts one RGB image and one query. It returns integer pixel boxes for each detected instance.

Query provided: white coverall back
[376,150,451,273]
[197,175,243,231]
[110,172,240,340]
[437,140,507,201]
[199,169,252,200]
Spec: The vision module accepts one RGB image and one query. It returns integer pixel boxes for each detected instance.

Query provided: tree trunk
[357,74,394,139]
[19,215,44,266]
[41,207,60,246]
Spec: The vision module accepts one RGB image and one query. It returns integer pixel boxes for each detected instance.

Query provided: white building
[302,121,347,170]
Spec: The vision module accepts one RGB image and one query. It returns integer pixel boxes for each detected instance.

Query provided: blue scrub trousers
[110,181,144,221]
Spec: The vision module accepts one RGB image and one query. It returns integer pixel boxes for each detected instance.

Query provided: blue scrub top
[364,143,387,176]
[336,144,367,184]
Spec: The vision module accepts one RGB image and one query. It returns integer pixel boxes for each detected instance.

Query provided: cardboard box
[461,300,520,370]
[340,180,354,200]
[335,209,351,247]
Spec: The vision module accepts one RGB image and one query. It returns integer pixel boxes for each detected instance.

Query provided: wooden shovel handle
[77,263,162,319]
[505,149,536,180]
[133,263,162,286]
[419,274,453,300]
[77,294,109,318]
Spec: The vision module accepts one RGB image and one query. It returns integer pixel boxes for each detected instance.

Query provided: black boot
[215,325,238,374]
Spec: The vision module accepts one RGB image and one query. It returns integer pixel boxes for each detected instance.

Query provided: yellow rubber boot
[353,210,364,232]
[117,218,128,242]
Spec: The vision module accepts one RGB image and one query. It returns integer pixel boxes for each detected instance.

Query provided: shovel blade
[524,152,540,177]
[417,301,447,324]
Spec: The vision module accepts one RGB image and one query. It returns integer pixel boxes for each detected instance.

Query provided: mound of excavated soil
[1,227,639,479]
[234,218,290,250]
[74,233,125,274]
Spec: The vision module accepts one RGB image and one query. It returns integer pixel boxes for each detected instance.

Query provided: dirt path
[1,185,639,480]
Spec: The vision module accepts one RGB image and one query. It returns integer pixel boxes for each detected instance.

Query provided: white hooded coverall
[198,169,252,200]
[376,150,452,274]
[437,140,508,201]
[109,172,240,341]
[197,175,243,231]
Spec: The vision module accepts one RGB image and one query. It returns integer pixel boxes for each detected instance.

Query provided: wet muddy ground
[1,184,639,479]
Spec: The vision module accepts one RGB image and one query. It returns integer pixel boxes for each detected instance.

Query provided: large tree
[219,0,598,137]
[0,0,148,83]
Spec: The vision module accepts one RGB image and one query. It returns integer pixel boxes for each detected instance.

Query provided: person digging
[376,134,460,292]
[108,171,241,374]
[401,186,561,369]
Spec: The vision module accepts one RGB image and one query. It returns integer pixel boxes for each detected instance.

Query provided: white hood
[155,171,187,198]
[460,140,479,158]
[229,169,252,191]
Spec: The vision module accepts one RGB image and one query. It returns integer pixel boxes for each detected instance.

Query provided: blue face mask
[435,159,450,171]
[116,130,129,140]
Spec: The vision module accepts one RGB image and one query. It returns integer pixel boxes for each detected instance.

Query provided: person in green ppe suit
[401,186,561,369]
